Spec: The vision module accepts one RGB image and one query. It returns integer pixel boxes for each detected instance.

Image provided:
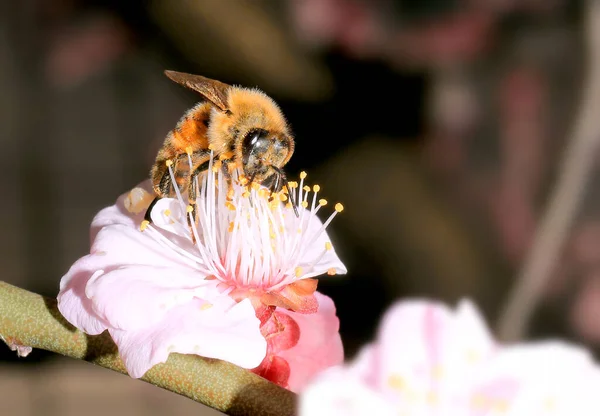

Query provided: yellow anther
[163,209,171,217]
[228,221,235,232]
[165,160,173,167]
[335,203,344,212]
[300,171,307,179]
[288,181,298,188]
[219,151,234,160]
[208,144,215,150]
[303,185,310,192]
[313,184,321,193]
[242,191,250,198]
[426,392,439,405]
[301,201,309,208]
[325,242,333,251]
[432,365,444,380]
[186,205,194,213]
[279,193,288,202]
[251,182,260,190]
[319,198,327,206]
[199,303,213,311]
[140,220,150,231]
[225,201,236,211]
[465,350,481,363]
[387,374,406,391]
[258,188,268,199]
[544,397,556,411]
[185,146,193,155]
[471,394,488,409]
[239,176,249,185]
[270,232,276,239]
[227,188,235,199]
[294,267,303,278]
[327,268,337,275]
[285,202,293,209]
[492,400,508,413]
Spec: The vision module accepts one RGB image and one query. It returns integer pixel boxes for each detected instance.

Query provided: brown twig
[0,281,296,416]
[497,0,600,342]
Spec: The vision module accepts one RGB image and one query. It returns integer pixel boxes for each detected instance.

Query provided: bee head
[241,128,292,183]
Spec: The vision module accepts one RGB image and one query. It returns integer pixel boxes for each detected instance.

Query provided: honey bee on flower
[58,150,346,391]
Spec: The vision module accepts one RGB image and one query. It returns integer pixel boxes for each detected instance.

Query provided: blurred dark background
[2,0,598,414]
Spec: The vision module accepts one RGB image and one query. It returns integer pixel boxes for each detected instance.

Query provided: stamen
[327,268,336,275]
[185,146,193,155]
[141,163,343,294]
[166,161,186,211]
[140,220,150,231]
[199,302,213,310]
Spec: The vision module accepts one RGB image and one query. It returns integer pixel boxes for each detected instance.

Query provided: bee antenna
[248,171,258,208]
[271,166,299,218]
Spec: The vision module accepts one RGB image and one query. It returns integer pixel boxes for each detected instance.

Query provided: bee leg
[186,156,213,223]
[144,196,161,223]
[270,166,299,217]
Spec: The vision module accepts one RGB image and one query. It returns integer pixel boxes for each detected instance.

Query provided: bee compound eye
[242,129,270,163]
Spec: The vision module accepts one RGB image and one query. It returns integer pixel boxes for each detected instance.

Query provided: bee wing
[164,70,230,112]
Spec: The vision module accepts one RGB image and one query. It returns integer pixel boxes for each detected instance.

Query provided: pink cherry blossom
[300,299,600,415]
[58,154,346,389]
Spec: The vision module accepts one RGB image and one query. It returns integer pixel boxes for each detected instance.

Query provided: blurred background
[2,0,599,414]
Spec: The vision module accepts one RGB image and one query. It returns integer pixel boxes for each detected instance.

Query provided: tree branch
[497,0,600,342]
[0,281,296,416]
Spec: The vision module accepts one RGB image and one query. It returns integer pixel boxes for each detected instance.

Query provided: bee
[147,70,297,220]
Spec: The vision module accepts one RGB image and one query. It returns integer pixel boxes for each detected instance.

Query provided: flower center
[137,151,343,292]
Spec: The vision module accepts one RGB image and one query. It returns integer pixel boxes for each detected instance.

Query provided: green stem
[0,281,296,416]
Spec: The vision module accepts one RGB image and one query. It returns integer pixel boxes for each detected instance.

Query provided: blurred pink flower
[300,299,600,415]
[58,157,346,390]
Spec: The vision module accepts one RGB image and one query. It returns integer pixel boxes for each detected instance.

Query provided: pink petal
[58,263,109,335]
[90,223,197,269]
[109,297,266,378]
[480,342,600,413]
[299,366,396,416]
[58,222,203,333]
[376,299,495,394]
[284,207,347,279]
[85,265,214,330]
[298,230,347,279]
[278,292,344,393]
